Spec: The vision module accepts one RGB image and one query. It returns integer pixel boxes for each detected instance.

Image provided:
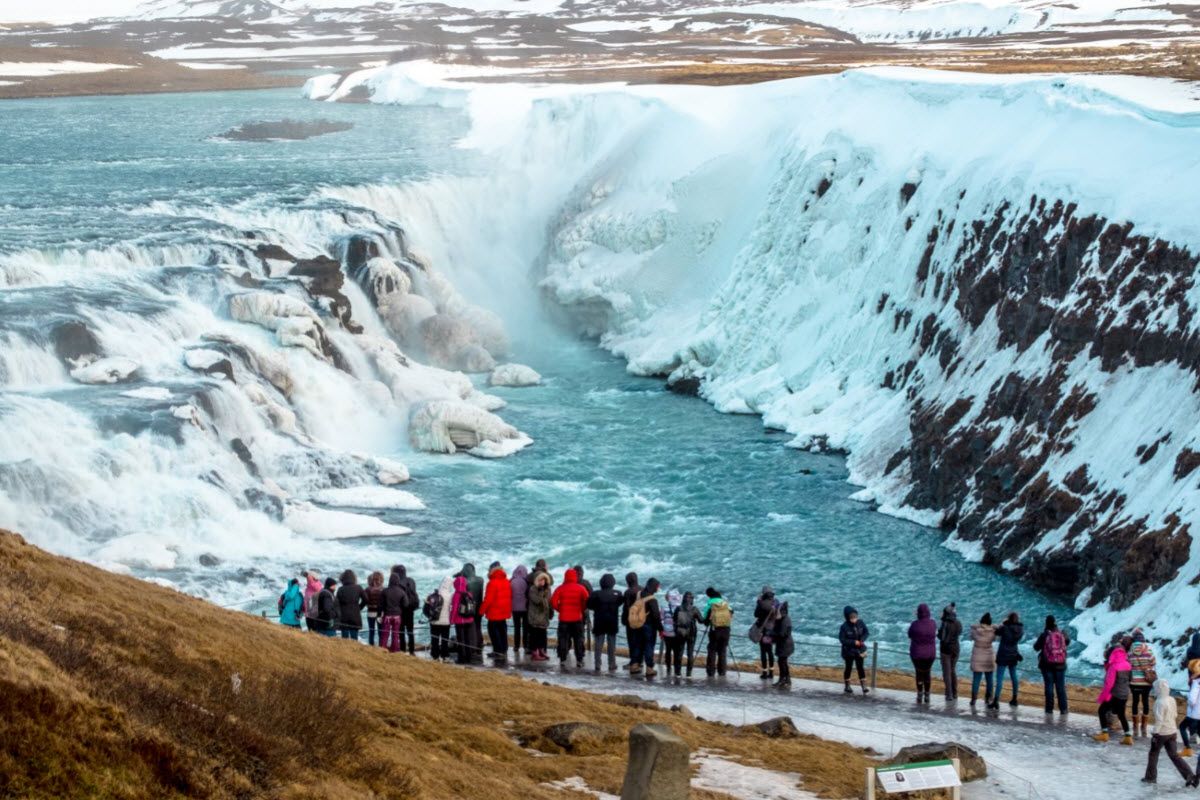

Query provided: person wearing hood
[380,571,409,653]
[450,575,478,665]
[1128,628,1157,735]
[1094,636,1134,744]
[335,569,367,640]
[480,565,513,662]
[839,606,869,695]
[278,578,304,628]
[388,565,419,656]
[527,569,554,662]
[1179,659,1200,757]
[1144,678,1198,786]
[430,576,455,662]
[510,565,530,657]
[588,573,623,672]
[754,586,777,681]
[1034,615,1070,714]
[630,578,663,677]
[365,571,385,646]
[993,612,1025,709]
[302,570,322,633]
[677,591,703,677]
[315,576,340,637]
[908,603,937,703]
[551,568,590,667]
[772,601,795,689]
[1095,637,1136,743]
[1183,633,1200,671]
[661,588,685,678]
[459,563,484,664]
[703,587,734,678]
[937,603,962,701]
[969,613,997,708]
[574,565,594,654]
[622,572,643,670]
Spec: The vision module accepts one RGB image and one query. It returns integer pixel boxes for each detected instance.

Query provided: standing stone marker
[620,723,690,800]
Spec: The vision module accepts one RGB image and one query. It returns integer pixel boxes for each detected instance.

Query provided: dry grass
[0,531,873,800]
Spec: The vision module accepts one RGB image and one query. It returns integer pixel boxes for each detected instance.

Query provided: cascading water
[2,82,1099,670]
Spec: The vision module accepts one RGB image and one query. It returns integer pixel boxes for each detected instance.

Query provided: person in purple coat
[510,565,529,657]
[908,603,938,703]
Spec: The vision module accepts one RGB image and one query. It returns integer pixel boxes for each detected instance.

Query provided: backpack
[277,593,286,614]
[674,606,694,639]
[305,591,320,619]
[456,592,476,620]
[709,599,733,628]
[1044,630,1067,664]
[628,596,649,630]
[422,591,444,621]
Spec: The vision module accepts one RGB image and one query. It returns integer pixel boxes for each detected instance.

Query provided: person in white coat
[1143,678,1198,785]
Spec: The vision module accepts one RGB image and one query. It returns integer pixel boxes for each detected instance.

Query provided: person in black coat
[636,578,663,678]
[772,601,795,689]
[993,612,1025,709]
[316,576,340,637]
[838,606,870,694]
[622,571,642,669]
[378,572,408,652]
[754,586,777,681]
[587,572,623,671]
[388,565,419,655]
[335,569,368,640]
[938,603,963,700]
[676,591,703,677]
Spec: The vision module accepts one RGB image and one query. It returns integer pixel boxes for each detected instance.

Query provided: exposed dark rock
[539,722,622,751]
[230,438,259,478]
[888,742,986,782]
[217,119,353,142]
[746,716,799,739]
[199,553,221,567]
[666,375,701,396]
[605,694,660,710]
[290,255,362,335]
[50,321,101,365]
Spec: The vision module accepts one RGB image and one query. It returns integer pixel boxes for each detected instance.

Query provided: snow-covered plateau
[312,62,1200,659]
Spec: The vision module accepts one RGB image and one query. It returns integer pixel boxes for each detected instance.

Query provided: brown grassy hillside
[0,531,871,800]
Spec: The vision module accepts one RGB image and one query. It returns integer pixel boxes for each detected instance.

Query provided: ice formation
[336,62,1200,659]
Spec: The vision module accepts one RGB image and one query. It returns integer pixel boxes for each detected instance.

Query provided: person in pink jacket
[302,570,322,633]
[450,575,478,665]
[1095,637,1134,745]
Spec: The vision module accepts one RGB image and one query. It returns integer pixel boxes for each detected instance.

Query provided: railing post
[871,641,878,693]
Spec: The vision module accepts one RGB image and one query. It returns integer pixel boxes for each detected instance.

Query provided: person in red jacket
[479,566,513,662]
[552,569,590,667]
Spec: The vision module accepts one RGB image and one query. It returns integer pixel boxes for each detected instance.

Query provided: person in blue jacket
[278,577,304,628]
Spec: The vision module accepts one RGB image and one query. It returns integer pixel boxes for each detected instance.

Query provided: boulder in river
[489,363,541,387]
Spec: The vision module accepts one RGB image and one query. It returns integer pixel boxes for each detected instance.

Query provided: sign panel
[875,759,962,793]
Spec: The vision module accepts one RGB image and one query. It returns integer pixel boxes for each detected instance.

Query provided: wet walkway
[480,655,1175,800]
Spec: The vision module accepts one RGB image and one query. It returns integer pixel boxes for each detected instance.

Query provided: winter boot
[844,680,853,694]
[1141,716,1149,736]
[861,681,870,695]
[923,690,931,704]
[630,663,642,675]
[761,670,770,680]
[1183,747,1195,757]
[645,667,657,678]
[1121,734,1134,746]
[1093,731,1109,743]
[774,677,791,689]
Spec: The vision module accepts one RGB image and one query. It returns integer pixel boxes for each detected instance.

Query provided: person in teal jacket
[278,577,304,628]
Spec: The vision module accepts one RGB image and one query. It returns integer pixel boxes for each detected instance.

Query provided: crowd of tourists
[275,562,1200,786]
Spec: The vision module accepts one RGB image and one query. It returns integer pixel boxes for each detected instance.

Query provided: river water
[0,87,1084,672]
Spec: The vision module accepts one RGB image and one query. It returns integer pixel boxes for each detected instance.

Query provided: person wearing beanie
[937,603,963,701]
[1128,627,1158,735]
[838,606,870,695]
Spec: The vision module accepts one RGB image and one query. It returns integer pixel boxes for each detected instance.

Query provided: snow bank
[70,356,139,384]
[284,502,413,538]
[349,61,1200,659]
[312,486,425,510]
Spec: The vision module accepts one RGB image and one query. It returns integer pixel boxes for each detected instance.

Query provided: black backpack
[456,592,476,619]
[422,591,444,621]
[674,605,694,639]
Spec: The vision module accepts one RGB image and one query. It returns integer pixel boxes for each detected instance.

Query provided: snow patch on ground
[312,486,425,510]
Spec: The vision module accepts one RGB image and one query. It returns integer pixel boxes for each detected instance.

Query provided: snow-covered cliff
[319,64,1200,657]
